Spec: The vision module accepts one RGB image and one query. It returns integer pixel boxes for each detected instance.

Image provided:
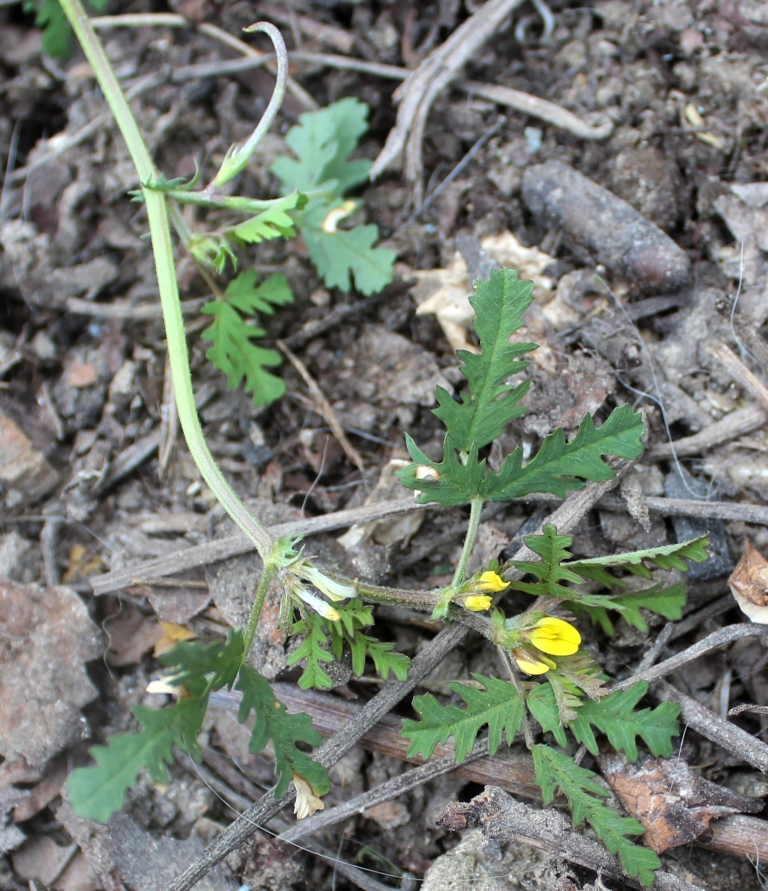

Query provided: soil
[1,1,768,890]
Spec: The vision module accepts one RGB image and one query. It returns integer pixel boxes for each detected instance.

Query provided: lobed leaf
[402,674,524,763]
[481,405,645,501]
[533,745,661,887]
[569,681,680,760]
[201,271,293,406]
[431,268,536,452]
[271,97,371,197]
[236,665,329,798]
[301,200,395,295]
[67,696,208,822]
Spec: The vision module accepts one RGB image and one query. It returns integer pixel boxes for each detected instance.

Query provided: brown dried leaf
[729,540,768,623]
[0,580,103,767]
[599,751,763,853]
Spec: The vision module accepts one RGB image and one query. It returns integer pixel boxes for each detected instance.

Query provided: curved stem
[59,0,275,562]
[211,22,288,187]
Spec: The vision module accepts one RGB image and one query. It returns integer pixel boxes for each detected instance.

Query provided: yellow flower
[475,571,509,593]
[463,594,492,612]
[529,617,581,656]
[513,649,556,675]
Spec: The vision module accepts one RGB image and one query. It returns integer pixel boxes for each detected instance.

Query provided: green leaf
[509,524,586,599]
[527,683,567,747]
[533,745,661,887]
[201,271,293,406]
[230,193,302,244]
[569,535,710,582]
[300,199,395,295]
[26,0,110,58]
[271,100,395,295]
[569,681,680,760]
[578,582,687,635]
[67,696,208,822]
[432,268,536,452]
[236,665,330,798]
[396,269,644,506]
[271,97,371,196]
[402,674,524,763]
[286,617,335,690]
[360,636,410,681]
[482,405,645,501]
[160,628,244,694]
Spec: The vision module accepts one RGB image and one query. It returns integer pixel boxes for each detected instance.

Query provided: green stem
[452,496,484,588]
[211,21,288,187]
[58,0,275,562]
[242,562,276,657]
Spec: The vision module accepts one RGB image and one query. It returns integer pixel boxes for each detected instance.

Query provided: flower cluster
[459,570,509,612]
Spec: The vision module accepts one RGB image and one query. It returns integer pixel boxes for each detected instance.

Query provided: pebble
[522,161,691,293]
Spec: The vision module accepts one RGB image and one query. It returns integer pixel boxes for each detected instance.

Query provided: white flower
[302,566,356,602]
[293,775,325,819]
[294,584,341,621]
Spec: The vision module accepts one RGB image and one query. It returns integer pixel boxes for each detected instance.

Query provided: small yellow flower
[463,594,492,612]
[293,775,325,819]
[529,617,581,656]
[513,649,556,675]
[475,571,509,593]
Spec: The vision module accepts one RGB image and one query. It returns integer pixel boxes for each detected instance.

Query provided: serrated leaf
[362,636,410,681]
[160,628,244,694]
[431,269,537,452]
[230,194,301,244]
[271,97,372,197]
[286,617,334,691]
[482,405,645,501]
[301,200,395,295]
[67,696,208,822]
[236,665,330,798]
[402,674,524,763]
[533,745,661,887]
[527,683,568,747]
[201,271,293,407]
[569,535,710,582]
[271,100,395,295]
[509,524,585,598]
[569,681,680,760]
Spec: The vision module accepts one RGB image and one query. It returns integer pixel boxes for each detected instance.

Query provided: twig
[612,624,768,691]
[277,340,365,476]
[437,786,707,891]
[90,13,317,110]
[369,0,528,191]
[91,498,429,595]
[649,404,766,459]
[709,341,768,414]
[277,740,491,846]
[654,679,768,775]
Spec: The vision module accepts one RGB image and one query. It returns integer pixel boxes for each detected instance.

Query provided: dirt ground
[1,0,768,889]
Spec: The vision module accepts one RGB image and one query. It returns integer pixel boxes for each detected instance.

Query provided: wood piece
[650,404,766,459]
[522,161,691,293]
[612,624,768,692]
[370,0,527,187]
[709,341,768,414]
[437,786,707,891]
[277,340,365,476]
[654,680,768,775]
